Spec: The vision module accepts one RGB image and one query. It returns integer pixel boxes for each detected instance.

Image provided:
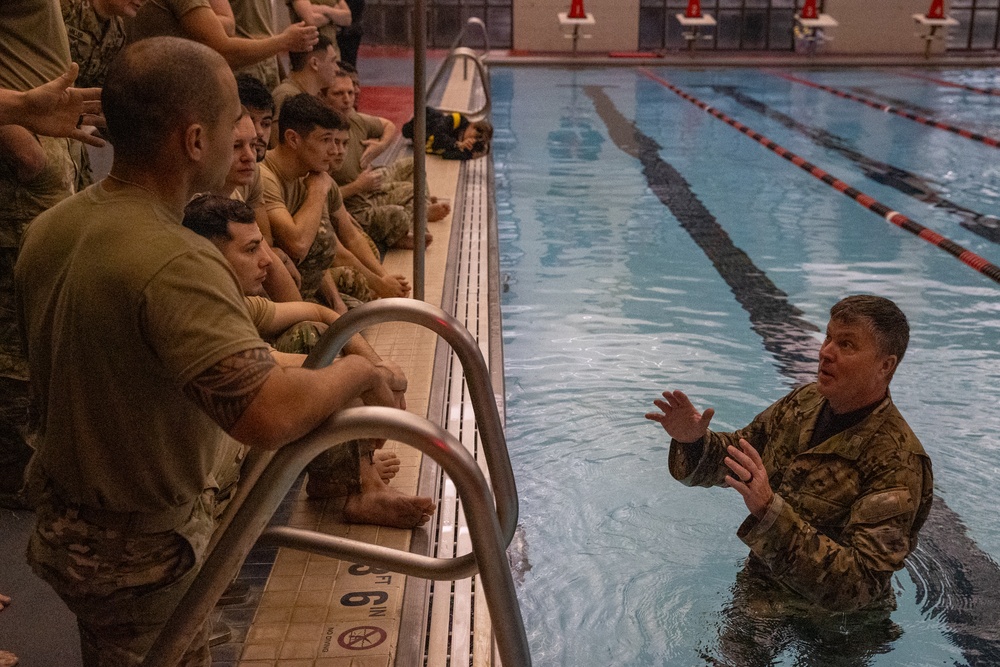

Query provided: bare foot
[342,487,436,529]
[0,650,17,667]
[373,450,400,482]
[391,232,433,250]
[0,594,10,612]
[427,201,451,222]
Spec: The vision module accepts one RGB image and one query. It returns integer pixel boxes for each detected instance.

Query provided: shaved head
[103,37,236,164]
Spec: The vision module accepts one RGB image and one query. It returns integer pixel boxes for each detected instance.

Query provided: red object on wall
[927,0,945,19]
[800,0,818,19]
[568,0,586,19]
[685,0,702,18]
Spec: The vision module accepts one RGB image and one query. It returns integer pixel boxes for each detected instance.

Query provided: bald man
[16,37,403,665]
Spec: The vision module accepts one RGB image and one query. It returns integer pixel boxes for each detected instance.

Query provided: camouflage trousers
[271,321,368,496]
[0,247,33,508]
[331,266,375,306]
[27,491,217,666]
[350,157,417,251]
[707,566,899,667]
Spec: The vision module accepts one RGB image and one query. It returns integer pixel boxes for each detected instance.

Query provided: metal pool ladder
[142,299,531,667]
[428,17,492,121]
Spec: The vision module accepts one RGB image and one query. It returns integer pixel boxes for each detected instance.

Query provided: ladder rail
[303,298,517,542]
[142,298,528,666]
[427,18,492,120]
[143,408,531,667]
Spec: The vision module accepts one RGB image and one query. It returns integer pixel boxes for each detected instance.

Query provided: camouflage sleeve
[737,445,929,612]
[668,398,795,488]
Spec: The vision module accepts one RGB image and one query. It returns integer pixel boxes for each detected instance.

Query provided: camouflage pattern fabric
[0,135,77,507]
[295,215,337,302]
[669,383,933,613]
[305,440,363,497]
[27,491,217,666]
[271,321,371,494]
[61,0,128,88]
[330,266,375,304]
[350,202,409,251]
[273,321,326,355]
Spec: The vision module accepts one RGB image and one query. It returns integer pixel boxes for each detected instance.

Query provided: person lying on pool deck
[402,107,493,161]
[646,295,933,618]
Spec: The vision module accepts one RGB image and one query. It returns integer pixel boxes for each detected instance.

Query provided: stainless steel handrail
[143,409,531,667]
[303,298,517,541]
[427,18,492,120]
[143,299,528,666]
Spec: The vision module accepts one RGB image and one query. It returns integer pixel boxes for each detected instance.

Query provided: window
[363,0,511,48]
[639,0,820,51]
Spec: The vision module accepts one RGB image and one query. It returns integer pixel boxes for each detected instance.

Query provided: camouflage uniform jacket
[61,0,127,89]
[669,383,933,612]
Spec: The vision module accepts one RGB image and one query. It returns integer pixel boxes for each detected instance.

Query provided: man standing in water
[646,295,933,661]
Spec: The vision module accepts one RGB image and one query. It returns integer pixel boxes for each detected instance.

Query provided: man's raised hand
[645,389,714,443]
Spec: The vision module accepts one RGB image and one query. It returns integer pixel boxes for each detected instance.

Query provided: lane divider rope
[775,71,1000,148]
[638,68,1000,285]
[893,70,1000,97]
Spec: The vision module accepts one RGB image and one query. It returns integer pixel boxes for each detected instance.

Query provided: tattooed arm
[184,347,400,449]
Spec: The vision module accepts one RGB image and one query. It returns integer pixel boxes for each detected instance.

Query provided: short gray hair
[830,295,909,363]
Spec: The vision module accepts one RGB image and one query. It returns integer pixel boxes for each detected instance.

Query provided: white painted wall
[513,0,640,53]
[824,0,952,54]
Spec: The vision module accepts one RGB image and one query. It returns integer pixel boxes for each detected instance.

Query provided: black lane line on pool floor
[777,71,1000,149]
[639,68,1000,286]
[586,82,1000,664]
[710,85,1000,245]
[582,84,820,386]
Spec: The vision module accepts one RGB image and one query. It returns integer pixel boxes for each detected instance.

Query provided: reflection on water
[494,66,997,666]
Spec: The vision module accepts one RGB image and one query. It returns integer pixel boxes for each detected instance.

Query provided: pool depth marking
[776,72,1000,149]
[638,68,1000,286]
[586,79,1000,664]
[710,85,1000,245]
[894,70,1000,97]
[582,84,821,385]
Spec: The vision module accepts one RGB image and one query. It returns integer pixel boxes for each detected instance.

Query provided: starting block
[676,0,715,52]
[558,0,594,55]
[794,13,838,55]
[913,0,957,58]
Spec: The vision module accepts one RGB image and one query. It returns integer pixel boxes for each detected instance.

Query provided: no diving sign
[338,625,388,650]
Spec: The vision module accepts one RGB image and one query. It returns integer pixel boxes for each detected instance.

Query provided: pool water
[492,66,1000,666]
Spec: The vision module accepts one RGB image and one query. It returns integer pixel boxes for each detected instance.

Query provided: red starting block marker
[568,0,586,19]
[685,0,702,19]
[927,0,945,19]
[800,0,818,20]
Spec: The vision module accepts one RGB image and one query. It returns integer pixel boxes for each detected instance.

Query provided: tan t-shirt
[259,153,340,301]
[270,77,307,131]
[244,295,276,331]
[125,0,212,42]
[331,110,385,187]
[0,0,72,91]
[15,182,267,514]
[232,163,264,209]
[230,0,279,89]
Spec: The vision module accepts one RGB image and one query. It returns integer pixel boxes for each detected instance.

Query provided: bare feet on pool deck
[373,450,400,483]
[343,487,436,528]
[392,232,433,249]
[427,200,451,222]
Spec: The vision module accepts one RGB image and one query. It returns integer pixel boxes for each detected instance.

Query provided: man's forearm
[230,354,377,448]
[281,189,327,261]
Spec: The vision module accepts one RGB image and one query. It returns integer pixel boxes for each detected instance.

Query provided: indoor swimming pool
[492,66,1000,666]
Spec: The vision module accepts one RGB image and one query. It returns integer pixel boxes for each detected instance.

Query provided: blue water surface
[493,66,1000,666]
